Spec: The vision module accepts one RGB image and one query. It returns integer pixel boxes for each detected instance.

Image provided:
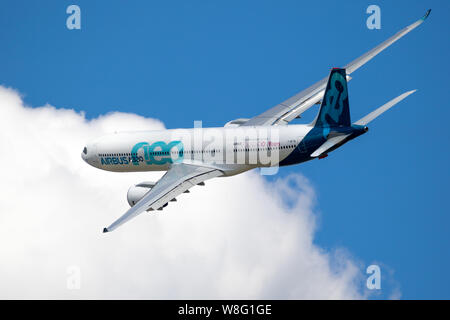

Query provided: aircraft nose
[81,143,99,167]
[81,146,88,163]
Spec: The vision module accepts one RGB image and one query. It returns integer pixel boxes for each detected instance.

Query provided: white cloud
[0,85,367,299]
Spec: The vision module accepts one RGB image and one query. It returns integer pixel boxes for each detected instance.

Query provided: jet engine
[224,118,250,127]
[127,181,156,207]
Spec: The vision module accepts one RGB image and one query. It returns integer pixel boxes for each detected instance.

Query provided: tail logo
[319,71,349,127]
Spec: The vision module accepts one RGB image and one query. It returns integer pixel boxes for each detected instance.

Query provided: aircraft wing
[241,10,430,127]
[103,163,224,233]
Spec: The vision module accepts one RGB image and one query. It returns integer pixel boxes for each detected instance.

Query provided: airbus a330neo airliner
[82,10,430,233]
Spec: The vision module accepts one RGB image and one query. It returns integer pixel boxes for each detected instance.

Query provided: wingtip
[422,9,431,21]
[103,227,109,233]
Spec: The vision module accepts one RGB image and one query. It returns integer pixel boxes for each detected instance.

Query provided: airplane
[82,10,430,233]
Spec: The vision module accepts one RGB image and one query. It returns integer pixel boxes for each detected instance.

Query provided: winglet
[103,227,109,233]
[422,9,431,21]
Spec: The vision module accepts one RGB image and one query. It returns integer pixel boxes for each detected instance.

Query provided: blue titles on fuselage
[101,156,132,166]
[100,141,184,166]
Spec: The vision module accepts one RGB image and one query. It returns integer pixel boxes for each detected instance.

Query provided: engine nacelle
[224,118,250,127]
[127,181,155,207]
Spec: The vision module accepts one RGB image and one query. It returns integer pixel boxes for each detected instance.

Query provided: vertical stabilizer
[314,68,351,128]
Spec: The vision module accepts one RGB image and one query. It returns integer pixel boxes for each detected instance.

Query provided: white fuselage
[81,124,313,176]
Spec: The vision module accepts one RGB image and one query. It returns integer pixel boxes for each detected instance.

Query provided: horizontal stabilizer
[311,134,351,157]
[354,90,417,126]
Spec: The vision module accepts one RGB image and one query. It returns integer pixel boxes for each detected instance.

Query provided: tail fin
[314,68,351,128]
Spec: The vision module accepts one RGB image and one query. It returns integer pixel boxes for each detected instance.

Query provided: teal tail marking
[314,68,351,129]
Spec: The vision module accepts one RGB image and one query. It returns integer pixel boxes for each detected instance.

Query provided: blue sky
[0,0,448,299]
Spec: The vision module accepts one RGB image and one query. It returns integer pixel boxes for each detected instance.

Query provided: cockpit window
[83,147,87,155]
